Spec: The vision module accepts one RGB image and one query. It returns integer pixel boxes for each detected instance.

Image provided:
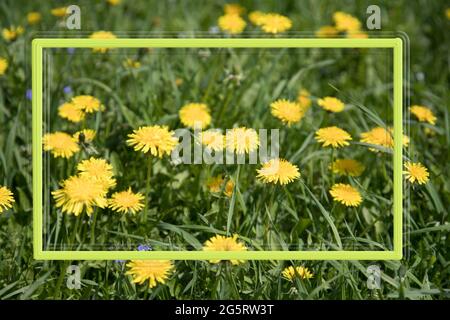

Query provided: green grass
[0,0,449,300]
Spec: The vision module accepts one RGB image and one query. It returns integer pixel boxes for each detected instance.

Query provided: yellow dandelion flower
[446,8,450,19]
[58,102,85,123]
[249,11,267,26]
[297,89,312,110]
[126,260,174,288]
[333,11,361,32]
[52,175,108,216]
[207,176,234,197]
[225,127,259,154]
[89,31,117,53]
[218,14,246,34]
[77,157,116,190]
[330,159,365,177]
[315,126,352,148]
[409,105,436,125]
[360,127,409,151]
[316,25,339,38]
[403,162,429,185]
[0,57,8,76]
[73,129,96,143]
[71,95,102,113]
[257,158,300,185]
[109,188,144,214]
[207,176,225,193]
[179,103,211,129]
[347,31,369,39]
[224,3,245,15]
[51,7,67,17]
[224,179,234,197]
[127,125,179,158]
[0,186,14,214]
[201,130,225,152]
[27,12,42,25]
[317,96,345,112]
[330,183,362,207]
[43,132,80,158]
[270,99,304,126]
[282,266,314,281]
[2,26,24,42]
[123,58,141,69]
[203,234,247,265]
[175,78,184,86]
[107,0,121,6]
[260,13,292,34]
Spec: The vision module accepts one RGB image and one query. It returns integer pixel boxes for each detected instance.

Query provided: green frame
[32,38,403,260]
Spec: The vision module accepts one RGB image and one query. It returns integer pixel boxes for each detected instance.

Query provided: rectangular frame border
[32,38,403,260]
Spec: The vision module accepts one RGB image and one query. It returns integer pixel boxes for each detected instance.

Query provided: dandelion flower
[330,183,362,207]
[218,14,246,34]
[249,11,267,26]
[360,127,409,151]
[347,31,369,39]
[260,13,292,34]
[225,127,259,154]
[2,26,24,42]
[203,234,247,265]
[317,96,345,112]
[126,260,174,288]
[51,6,67,17]
[73,129,96,143]
[123,58,141,69]
[52,175,108,216]
[71,95,102,113]
[0,57,8,76]
[282,266,314,281]
[315,126,352,148]
[316,25,339,38]
[330,159,365,177]
[224,3,245,16]
[27,12,42,25]
[77,157,116,189]
[58,102,85,123]
[404,162,429,185]
[43,132,80,158]
[409,105,436,125]
[257,158,300,185]
[0,186,14,214]
[297,89,312,110]
[107,0,121,5]
[207,176,225,193]
[224,180,234,197]
[270,99,304,126]
[127,125,179,158]
[201,130,225,152]
[179,103,211,129]
[109,188,144,214]
[333,11,361,32]
[207,176,234,197]
[446,8,450,19]
[89,31,117,53]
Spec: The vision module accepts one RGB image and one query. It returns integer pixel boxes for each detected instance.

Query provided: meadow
[0,0,449,300]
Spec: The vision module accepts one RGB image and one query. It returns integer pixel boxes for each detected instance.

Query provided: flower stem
[90,208,98,246]
[143,157,152,223]
[330,148,335,186]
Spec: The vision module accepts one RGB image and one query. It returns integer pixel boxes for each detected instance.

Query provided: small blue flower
[137,244,152,251]
[63,86,72,94]
[67,48,75,54]
[26,89,32,100]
